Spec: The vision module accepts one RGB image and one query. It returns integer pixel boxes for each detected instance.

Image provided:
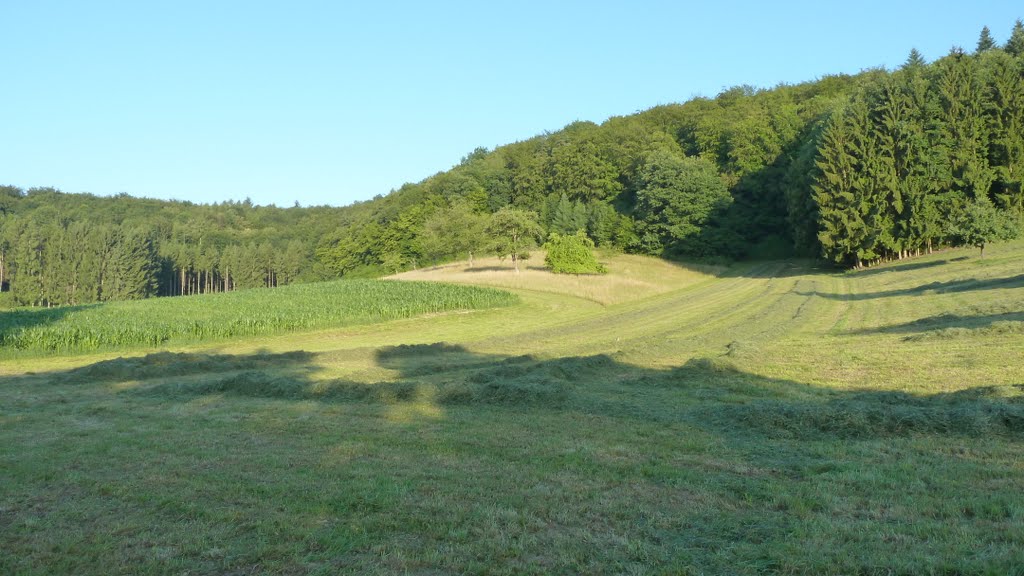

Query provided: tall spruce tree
[977,26,996,53]
[983,50,1024,211]
[904,48,927,70]
[1005,19,1024,56]
[935,49,995,204]
[899,61,948,253]
[814,95,878,267]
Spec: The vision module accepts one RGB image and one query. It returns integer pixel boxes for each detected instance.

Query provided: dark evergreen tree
[904,48,927,70]
[977,26,996,53]
[550,194,589,235]
[982,50,1024,211]
[1005,19,1024,56]
[814,96,878,267]
[934,49,995,204]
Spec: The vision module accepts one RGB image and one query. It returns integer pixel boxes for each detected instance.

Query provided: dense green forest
[0,188,355,306]
[2,22,1022,306]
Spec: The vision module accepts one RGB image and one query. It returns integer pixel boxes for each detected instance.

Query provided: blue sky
[2,1,1020,207]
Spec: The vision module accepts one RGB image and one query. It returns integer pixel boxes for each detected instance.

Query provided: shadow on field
[799,273,1024,301]
[844,257,967,277]
[717,261,817,279]
[0,303,97,347]
[26,343,1024,440]
[463,264,548,273]
[849,311,1024,338]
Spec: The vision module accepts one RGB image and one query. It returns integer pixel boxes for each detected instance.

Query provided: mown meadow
[2,243,1024,574]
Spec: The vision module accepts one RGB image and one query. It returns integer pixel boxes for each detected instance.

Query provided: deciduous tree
[486,207,543,273]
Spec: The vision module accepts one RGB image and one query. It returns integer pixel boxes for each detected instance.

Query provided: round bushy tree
[544,231,606,274]
[634,150,731,255]
[487,207,543,273]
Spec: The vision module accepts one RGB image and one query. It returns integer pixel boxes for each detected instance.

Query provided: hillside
[4,21,1023,309]
[2,240,1023,573]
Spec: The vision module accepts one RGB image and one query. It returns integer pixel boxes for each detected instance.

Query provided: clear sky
[2,1,1020,207]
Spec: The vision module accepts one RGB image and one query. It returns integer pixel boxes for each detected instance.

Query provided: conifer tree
[983,51,1024,211]
[11,223,45,306]
[813,96,878,267]
[1005,19,1024,56]
[550,194,588,235]
[903,48,927,71]
[976,26,996,53]
[934,49,995,204]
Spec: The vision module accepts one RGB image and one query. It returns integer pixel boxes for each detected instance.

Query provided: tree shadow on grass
[848,311,1024,337]
[716,260,825,280]
[462,264,548,273]
[843,257,968,278]
[798,273,1024,301]
[29,344,1024,440]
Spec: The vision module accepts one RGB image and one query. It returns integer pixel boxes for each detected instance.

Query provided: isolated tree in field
[420,201,490,266]
[634,150,731,255]
[486,207,543,273]
[544,230,606,274]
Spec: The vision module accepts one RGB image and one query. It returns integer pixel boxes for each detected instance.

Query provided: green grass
[3,241,1024,574]
[0,279,517,354]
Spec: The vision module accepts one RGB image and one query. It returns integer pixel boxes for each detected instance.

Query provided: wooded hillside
[2,21,1022,305]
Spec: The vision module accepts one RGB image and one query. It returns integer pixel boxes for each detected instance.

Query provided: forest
[1,22,1022,306]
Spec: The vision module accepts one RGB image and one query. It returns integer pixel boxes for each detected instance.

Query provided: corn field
[0,279,516,354]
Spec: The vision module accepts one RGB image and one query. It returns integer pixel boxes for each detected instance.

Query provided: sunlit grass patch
[392,252,720,305]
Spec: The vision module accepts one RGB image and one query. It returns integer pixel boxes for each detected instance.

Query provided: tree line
[814,26,1024,267]
[0,188,334,307]
[317,23,1023,275]
[2,21,1022,306]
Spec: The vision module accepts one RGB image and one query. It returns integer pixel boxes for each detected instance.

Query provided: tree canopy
[486,208,543,273]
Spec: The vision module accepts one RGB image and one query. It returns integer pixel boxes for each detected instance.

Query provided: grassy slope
[2,245,1024,574]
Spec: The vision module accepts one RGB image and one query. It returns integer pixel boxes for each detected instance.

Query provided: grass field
[2,243,1024,574]
[0,279,516,354]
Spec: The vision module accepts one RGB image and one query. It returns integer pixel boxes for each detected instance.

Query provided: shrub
[544,231,607,274]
